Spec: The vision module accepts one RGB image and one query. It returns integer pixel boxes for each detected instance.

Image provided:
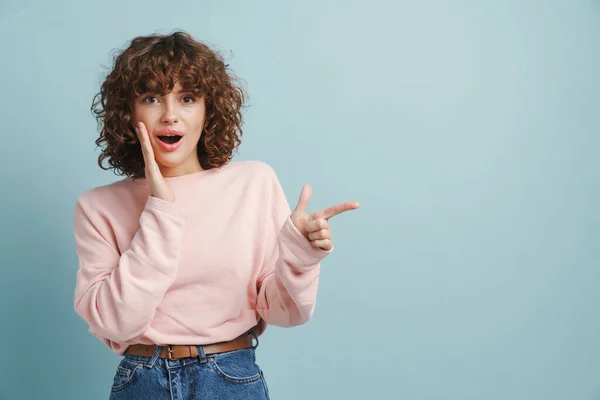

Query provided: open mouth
[157,135,183,144]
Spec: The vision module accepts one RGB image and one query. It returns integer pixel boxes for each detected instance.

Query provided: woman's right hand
[135,121,176,203]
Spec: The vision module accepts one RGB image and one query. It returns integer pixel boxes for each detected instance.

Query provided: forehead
[143,81,189,95]
[133,71,204,98]
[165,81,201,94]
[172,81,184,92]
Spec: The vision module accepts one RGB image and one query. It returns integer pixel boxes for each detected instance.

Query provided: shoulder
[227,160,278,180]
[74,178,134,215]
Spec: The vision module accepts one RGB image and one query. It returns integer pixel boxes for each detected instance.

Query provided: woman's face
[131,81,206,177]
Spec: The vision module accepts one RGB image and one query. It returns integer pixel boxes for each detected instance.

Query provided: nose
[161,100,179,124]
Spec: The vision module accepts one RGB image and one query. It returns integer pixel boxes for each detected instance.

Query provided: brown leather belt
[126,334,254,360]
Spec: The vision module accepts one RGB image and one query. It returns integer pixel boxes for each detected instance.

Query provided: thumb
[292,184,312,215]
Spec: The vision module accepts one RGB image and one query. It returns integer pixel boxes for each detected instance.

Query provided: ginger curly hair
[91,30,246,179]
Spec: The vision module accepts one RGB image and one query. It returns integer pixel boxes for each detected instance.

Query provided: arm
[255,167,332,327]
[73,194,186,343]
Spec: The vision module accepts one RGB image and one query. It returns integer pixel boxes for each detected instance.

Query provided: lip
[155,128,185,137]
[155,128,185,152]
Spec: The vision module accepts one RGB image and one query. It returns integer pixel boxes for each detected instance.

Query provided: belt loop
[146,345,164,369]
[249,328,259,349]
[195,344,207,363]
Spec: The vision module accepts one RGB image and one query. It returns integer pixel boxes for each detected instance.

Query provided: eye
[182,96,195,103]
[142,96,158,104]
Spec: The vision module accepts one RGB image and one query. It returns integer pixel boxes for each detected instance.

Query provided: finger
[306,217,329,233]
[136,122,156,167]
[318,201,360,220]
[310,239,332,251]
[293,184,312,215]
[135,123,146,153]
[135,121,145,144]
[138,122,154,156]
[308,228,331,241]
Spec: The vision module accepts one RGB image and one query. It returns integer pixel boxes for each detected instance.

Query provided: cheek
[130,110,141,127]
[132,113,154,132]
[131,105,153,122]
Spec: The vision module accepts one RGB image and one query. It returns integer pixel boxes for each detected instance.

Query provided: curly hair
[91,30,246,179]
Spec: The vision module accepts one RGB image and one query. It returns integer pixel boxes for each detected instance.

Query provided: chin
[156,156,184,168]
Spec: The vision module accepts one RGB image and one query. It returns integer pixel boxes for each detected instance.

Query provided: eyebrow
[140,89,195,96]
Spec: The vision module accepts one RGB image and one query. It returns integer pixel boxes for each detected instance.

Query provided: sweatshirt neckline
[129,164,229,186]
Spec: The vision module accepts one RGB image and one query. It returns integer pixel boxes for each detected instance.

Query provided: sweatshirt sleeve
[73,194,187,343]
[256,166,333,327]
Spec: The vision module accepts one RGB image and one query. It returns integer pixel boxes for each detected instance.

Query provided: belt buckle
[167,345,175,360]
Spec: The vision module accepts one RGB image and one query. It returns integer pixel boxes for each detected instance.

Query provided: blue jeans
[108,336,270,399]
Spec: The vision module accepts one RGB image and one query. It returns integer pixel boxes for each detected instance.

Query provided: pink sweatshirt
[73,160,332,355]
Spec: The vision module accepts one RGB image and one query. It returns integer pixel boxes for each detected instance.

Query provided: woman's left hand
[290,184,360,251]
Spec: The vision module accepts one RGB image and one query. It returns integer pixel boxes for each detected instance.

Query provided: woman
[73,30,359,399]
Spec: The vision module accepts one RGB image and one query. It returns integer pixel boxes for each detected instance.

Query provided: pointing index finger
[316,201,360,220]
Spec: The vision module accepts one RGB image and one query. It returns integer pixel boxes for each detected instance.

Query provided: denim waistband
[125,329,259,369]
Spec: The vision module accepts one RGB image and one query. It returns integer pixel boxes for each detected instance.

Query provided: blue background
[1,0,599,399]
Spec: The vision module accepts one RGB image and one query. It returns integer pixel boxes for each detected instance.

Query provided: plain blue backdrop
[1,0,599,399]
